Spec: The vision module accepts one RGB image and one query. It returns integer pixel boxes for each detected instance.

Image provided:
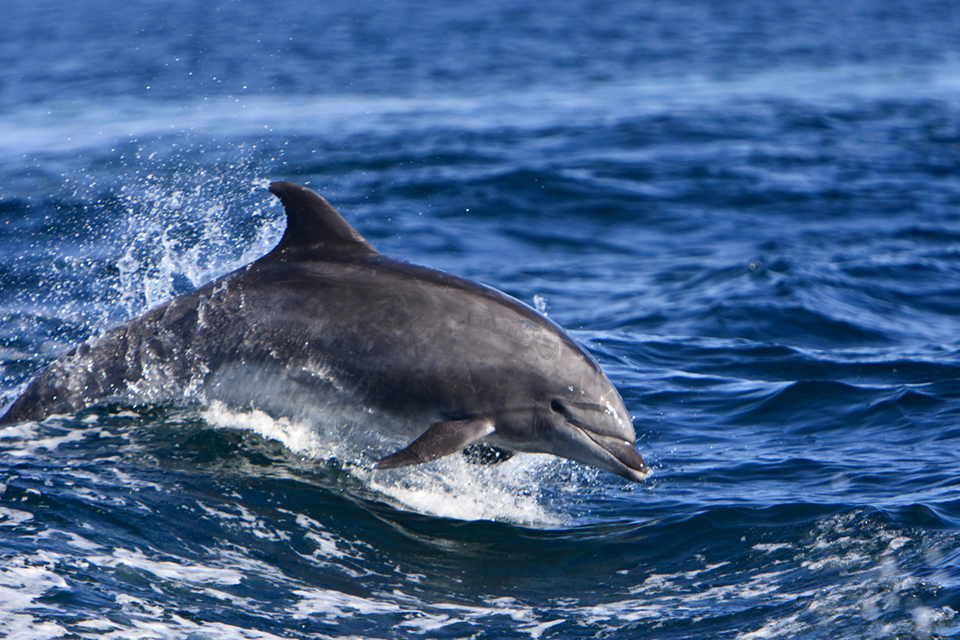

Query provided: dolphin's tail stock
[0,297,207,426]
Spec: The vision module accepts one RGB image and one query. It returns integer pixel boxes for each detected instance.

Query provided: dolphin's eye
[550,399,566,414]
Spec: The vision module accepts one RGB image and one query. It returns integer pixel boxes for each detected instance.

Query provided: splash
[30,140,286,338]
[109,168,281,320]
[360,454,568,526]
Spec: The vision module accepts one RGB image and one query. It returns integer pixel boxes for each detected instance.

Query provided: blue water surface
[2,1,960,638]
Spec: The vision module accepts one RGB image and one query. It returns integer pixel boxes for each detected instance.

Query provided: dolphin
[0,182,649,482]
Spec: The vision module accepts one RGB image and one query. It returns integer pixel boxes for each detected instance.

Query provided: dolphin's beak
[549,399,650,482]
[575,426,650,482]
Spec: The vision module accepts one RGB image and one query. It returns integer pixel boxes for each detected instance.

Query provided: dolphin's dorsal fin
[265,181,379,260]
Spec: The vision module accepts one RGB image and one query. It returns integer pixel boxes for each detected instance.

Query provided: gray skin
[0,182,649,482]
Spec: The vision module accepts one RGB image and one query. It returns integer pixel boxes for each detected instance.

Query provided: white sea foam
[36,529,102,551]
[86,549,244,586]
[752,543,793,553]
[0,506,954,640]
[0,558,69,640]
[729,513,957,639]
[0,507,33,528]
[0,543,562,640]
[288,512,354,561]
[0,423,39,443]
[288,587,549,636]
[288,587,403,622]
[523,618,566,639]
[0,424,88,459]
[195,501,290,543]
[0,405,953,638]
[83,613,294,640]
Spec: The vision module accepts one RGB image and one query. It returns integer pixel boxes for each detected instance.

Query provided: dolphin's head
[375,363,651,482]
[537,391,649,482]
[492,375,650,483]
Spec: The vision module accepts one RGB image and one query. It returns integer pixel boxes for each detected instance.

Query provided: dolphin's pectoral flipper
[375,417,496,469]
[462,444,515,465]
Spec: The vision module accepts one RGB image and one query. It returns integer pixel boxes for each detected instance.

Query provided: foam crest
[359,456,568,526]
[200,402,335,460]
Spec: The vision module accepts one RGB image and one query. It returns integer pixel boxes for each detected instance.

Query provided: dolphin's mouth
[576,426,651,482]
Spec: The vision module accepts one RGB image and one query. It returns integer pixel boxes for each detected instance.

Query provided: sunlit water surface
[2,1,960,638]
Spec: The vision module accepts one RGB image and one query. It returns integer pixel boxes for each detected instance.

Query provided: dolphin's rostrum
[0,182,649,482]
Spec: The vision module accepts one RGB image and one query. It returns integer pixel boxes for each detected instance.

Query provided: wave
[2,416,956,640]
[3,62,960,155]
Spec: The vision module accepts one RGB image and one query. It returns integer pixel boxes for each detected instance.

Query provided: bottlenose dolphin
[0,182,649,482]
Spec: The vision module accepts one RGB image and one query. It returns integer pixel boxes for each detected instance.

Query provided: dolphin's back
[230,255,598,417]
[1,327,136,424]
[0,283,219,424]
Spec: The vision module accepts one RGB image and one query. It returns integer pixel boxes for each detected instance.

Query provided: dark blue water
[2,1,960,638]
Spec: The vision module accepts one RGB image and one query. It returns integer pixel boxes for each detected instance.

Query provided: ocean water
[2,0,960,638]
